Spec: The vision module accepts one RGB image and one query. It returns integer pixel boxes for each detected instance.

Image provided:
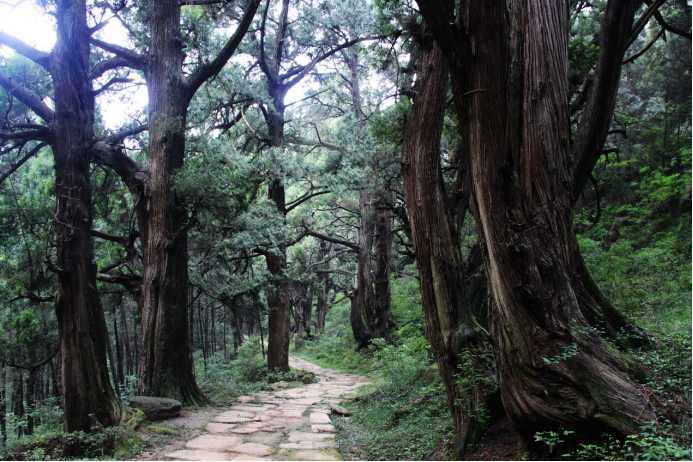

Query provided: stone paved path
[162,357,368,461]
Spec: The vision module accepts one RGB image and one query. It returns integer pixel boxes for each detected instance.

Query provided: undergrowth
[296,271,454,460]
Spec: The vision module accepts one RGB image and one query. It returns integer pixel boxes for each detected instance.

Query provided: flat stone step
[166,449,232,461]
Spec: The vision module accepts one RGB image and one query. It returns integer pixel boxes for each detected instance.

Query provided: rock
[300,373,315,384]
[129,396,181,420]
[270,381,290,390]
[330,404,352,416]
[124,409,147,430]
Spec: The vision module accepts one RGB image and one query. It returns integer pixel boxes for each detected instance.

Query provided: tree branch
[90,38,145,69]
[282,38,362,91]
[628,0,667,46]
[90,56,133,80]
[571,0,641,201]
[302,224,359,252]
[0,71,55,123]
[305,248,351,272]
[92,141,147,189]
[4,341,61,370]
[0,142,47,184]
[92,77,133,96]
[186,0,261,99]
[285,190,330,214]
[107,123,149,143]
[0,31,50,69]
[91,229,128,246]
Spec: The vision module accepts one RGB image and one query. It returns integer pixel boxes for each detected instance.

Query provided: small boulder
[330,404,352,416]
[270,381,290,390]
[129,396,181,420]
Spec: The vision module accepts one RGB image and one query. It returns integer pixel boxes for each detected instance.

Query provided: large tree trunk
[372,197,393,339]
[401,30,491,457]
[50,0,121,443]
[265,178,291,374]
[417,0,655,446]
[315,241,332,332]
[137,0,205,404]
[352,190,375,346]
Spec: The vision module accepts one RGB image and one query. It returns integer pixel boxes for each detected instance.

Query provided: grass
[295,272,455,461]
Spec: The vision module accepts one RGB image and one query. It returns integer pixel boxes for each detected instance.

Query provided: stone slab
[288,449,340,460]
[288,431,335,441]
[279,441,336,450]
[311,424,336,433]
[166,449,232,461]
[227,442,273,456]
[231,426,263,434]
[205,423,236,433]
[186,435,243,451]
[309,413,332,424]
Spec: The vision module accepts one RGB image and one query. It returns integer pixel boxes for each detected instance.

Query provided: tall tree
[0,0,122,445]
[91,0,260,402]
[254,0,361,372]
[415,0,659,447]
[401,24,491,456]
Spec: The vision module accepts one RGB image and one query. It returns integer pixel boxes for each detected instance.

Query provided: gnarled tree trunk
[401,29,491,457]
[50,0,121,444]
[417,0,655,447]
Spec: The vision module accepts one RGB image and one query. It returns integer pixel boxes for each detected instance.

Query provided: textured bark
[137,0,206,405]
[571,0,642,200]
[114,318,125,385]
[356,189,376,331]
[373,198,393,339]
[417,0,655,446]
[315,240,332,332]
[258,0,292,373]
[401,31,490,456]
[13,371,23,437]
[49,0,122,442]
[265,179,291,373]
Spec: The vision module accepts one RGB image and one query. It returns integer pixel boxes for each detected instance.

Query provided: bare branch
[285,190,330,214]
[92,77,133,96]
[4,341,61,370]
[0,71,55,123]
[90,56,133,80]
[282,38,362,91]
[302,224,359,252]
[305,248,351,272]
[628,0,667,46]
[107,123,149,143]
[90,38,145,69]
[91,229,128,246]
[186,0,261,98]
[0,142,48,184]
[0,31,50,69]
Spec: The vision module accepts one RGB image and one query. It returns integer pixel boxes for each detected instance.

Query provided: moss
[125,409,148,431]
[145,425,180,435]
[114,429,144,459]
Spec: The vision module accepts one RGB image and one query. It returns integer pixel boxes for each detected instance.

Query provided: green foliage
[194,338,267,405]
[454,350,495,428]
[541,342,579,365]
[296,272,453,460]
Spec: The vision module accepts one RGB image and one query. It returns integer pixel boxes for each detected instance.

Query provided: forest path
[148,357,368,461]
